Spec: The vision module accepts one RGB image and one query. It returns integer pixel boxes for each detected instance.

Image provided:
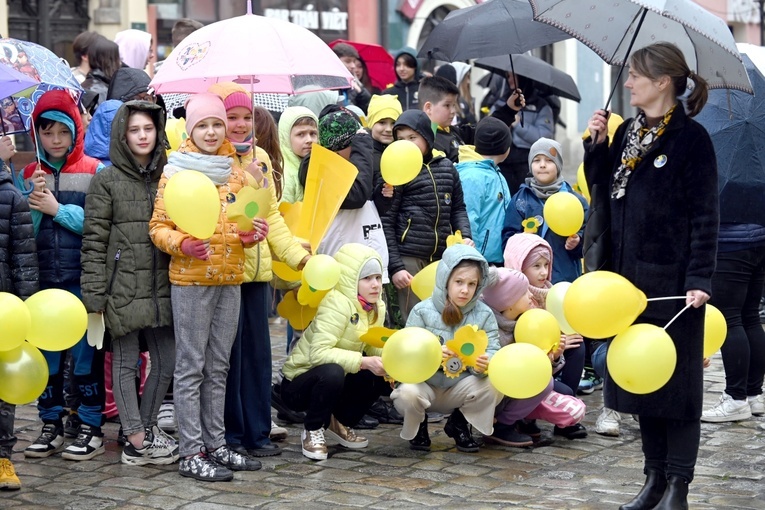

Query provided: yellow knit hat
[365,94,403,128]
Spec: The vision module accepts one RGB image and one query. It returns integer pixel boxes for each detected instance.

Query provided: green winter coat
[406,243,501,389]
[80,101,173,339]
[282,243,386,381]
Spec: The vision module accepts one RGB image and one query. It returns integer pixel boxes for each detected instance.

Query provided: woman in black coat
[584,43,719,510]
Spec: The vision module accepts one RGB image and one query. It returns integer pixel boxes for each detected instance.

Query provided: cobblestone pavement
[3,318,765,509]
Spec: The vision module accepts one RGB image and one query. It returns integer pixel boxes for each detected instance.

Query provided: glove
[181,238,210,260]
[240,218,269,246]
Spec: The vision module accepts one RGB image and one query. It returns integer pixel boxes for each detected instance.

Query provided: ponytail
[442,298,464,327]
[685,71,709,117]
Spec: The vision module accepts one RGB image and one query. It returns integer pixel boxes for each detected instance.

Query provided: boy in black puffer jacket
[381,109,473,323]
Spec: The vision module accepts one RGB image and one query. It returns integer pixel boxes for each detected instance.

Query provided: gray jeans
[396,256,428,324]
[0,400,15,459]
[172,285,241,457]
[112,327,175,436]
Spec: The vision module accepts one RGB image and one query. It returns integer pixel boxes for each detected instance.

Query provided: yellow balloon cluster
[563,271,646,339]
[607,324,676,394]
[382,327,442,384]
[26,289,88,352]
[410,261,439,300]
[0,341,49,405]
[380,140,423,185]
[703,304,727,357]
[488,343,552,399]
[0,292,31,352]
[515,309,560,353]
[164,170,220,239]
[543,192,584,237]
[546,282,576,335]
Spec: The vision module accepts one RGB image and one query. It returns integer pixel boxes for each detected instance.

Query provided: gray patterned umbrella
[529,0,751,95]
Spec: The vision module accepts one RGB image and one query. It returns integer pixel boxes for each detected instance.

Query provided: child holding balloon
[149,93,266,482]
[366,94,403,216]
[0,135,39,490]
[279,244,391,461]
[502,137,588,284]
[391,244,502,453]
[481,268,588,444]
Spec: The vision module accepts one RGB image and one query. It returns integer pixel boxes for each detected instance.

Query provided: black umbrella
[418,0,570,61]
[474,54,581,102]
[695,54,765,227]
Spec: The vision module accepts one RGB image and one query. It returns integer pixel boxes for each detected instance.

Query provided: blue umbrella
[696,54,765,226]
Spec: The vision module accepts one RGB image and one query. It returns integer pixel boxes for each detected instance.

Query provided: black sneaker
[121,426,179,466]
[62,424,105,460]
[24,423,65,458]
[271,384,306,424]
[354,414,379,430]
[117,426,127,446]
[553,423,588,440]
[179,453,234,482]
[64,412,81,438]
[367,397,404,424]
[207,445,261,471]
[484,423,534,448]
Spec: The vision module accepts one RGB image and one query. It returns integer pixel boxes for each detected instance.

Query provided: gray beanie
[359,258,382,280]
[528,137,563,177]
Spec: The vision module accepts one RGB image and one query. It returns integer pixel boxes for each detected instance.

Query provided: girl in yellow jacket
[280,244,391,461]
[149,93,265,482]
[208,83,311,458]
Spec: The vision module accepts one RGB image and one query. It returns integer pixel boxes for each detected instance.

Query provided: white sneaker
[595,407,621,437]
[157,402,177,433]
[748,394,765,416]
[270,420,288,442]
[701,392,752,423]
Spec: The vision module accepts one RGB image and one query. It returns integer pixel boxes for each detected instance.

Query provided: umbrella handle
[508,54,524,128]
[603,8,648,112]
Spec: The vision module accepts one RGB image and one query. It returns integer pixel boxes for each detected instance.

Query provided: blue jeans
[591,341,608,380]
[712,245,765,400]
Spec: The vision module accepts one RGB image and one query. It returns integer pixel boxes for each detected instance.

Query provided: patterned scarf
[611,105,675,200]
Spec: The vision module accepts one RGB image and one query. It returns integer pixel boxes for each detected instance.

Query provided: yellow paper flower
[276,290,317,330]
[442,325,489,377]
[226,187,271,231]
[446,229,464,247]
[522,216,541,234]
[360,326,397,349]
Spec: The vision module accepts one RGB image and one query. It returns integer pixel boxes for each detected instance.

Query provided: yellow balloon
[410,261,439,300]
[543,192,584,237]
[515,308,561,353]
[576,163,590,202]
[563,271,647,339]
[164,170,220,239]
[165,118,187,154]
[607,323,676,394]
[302,254,341,291]
[546,282,576,335]
[0,292,31,352]
[380,140,423,185]
[0,341,49,405]
[382,327,442,384]
[703,304,727,357]
[488,343,552,398]
[26,289,88,351]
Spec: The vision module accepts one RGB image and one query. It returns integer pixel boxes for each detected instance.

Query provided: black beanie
[435,64,457,86]
[474,117,511,156]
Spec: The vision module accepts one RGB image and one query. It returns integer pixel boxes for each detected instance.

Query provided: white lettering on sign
[263,7,347,32]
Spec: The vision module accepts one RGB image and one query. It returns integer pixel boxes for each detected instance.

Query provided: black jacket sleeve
[8,185,39,300]
[341,132,374,209]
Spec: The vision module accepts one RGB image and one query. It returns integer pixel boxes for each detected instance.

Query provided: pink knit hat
[482,268,529,312]
[185,93,228,134]
[503,233,554,279]
[522,246,552,271]
[222,91,251,111]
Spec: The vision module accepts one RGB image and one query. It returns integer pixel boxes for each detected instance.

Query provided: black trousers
[281,363,390,431]
[639,415,700,483]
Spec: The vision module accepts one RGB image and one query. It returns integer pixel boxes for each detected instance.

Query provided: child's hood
[106,67,151,102]
[84,99,122,161]
[333,243,383,304]
[393,47,420,77]
[503,233,554,279]
[432,244,491,314]
[31,90,86,167]
[393,109,434,153]
[278,106,318,173]
[110,100,167,178]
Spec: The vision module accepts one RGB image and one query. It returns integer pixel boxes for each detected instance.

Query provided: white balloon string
[663,303,693,330]
[647,296,687,301]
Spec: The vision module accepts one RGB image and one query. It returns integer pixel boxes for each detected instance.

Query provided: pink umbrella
[150,2,353,95]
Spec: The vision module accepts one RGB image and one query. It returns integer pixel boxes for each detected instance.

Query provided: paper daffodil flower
[442,325,488,378]
[359,326,397,349]
[446,229,463,247]
[227,187,271,231]
[276,290,317,330]
[522,216,543,234]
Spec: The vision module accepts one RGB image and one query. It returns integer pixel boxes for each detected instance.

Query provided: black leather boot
[409,418,431,451]
[443,409,480,452]
[619,470,667,510]
[652,475,689,510]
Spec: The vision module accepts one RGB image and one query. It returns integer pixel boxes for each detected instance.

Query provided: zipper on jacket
[107,248,121,295]
[53,171,61,281]
[400,218,412,243]
[426,164,440,262]
[480,231,489,254]
[145,174,160,326]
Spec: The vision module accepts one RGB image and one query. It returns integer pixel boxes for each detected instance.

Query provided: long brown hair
[252,106,284,200]
[629,42,709,117]
[442,259,482,327]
